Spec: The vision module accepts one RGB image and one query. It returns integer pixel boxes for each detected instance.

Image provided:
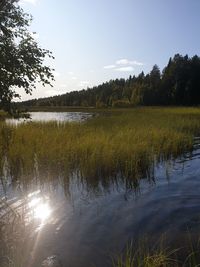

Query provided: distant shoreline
[17,105,200,113]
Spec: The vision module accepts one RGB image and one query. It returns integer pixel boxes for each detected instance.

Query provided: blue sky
[19,0,200,100]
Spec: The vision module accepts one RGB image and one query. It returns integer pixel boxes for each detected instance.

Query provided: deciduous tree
[0,0,54,111]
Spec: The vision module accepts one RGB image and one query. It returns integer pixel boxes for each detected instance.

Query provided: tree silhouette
[19,54,200,108]
[0,0,54,112]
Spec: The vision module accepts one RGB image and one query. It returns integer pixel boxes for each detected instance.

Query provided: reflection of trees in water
[0,172,153,267]
[0,124,199,266]
[0,152,156,266]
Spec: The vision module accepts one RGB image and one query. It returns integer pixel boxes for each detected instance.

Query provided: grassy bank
[0,107,200,188]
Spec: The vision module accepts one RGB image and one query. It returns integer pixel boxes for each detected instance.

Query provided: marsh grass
[1,107,200,266]
[113,235,200,267]
[0,107,200,190]
[113,243,177,267]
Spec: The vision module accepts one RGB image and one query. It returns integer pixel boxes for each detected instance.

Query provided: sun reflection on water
[34,203,51,220]
[28,196,52,222]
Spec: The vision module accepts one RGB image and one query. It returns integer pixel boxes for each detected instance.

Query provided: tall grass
[113,236,200,267]
[0,107,200,189]
[113,241,177,267]
[1,107,200,266]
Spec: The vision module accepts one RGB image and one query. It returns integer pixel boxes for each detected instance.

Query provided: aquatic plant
[0,107,200,191]
[1,107,200,266]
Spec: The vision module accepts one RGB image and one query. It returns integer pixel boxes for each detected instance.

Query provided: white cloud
[103,65,116,69]
[115,66,134,72]
[79,81,89,87]
[71,76,77,80]
[116,58,144,66]
[116,59,130,65]
[130,60,144,66]
[21,0,38,5]
[104,59,144,72]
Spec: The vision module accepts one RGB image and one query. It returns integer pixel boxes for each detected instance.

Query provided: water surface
[6,111,93,125]
[1,132,200,266]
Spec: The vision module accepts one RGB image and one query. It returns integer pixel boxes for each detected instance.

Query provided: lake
[5,111,94,125]
[1,112,200,266]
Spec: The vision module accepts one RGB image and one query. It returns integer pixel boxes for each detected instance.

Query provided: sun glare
[28,197,52,221]
[34,203,51,221]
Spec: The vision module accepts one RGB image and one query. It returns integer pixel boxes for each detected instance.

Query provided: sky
[18,0,200,100]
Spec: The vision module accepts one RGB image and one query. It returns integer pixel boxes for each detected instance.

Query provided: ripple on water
[1,140,200,266]
[42,255,62,267]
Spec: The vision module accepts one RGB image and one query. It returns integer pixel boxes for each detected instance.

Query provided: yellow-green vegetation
[0,110,8,120]
[114,242,176,267]
[1,107,200,187]
[113,239,200,267]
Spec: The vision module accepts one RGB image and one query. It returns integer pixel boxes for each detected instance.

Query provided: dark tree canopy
[20,54,200,108]
[0,0,54,111]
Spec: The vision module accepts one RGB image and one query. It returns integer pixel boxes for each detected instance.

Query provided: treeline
[19,54,200,108]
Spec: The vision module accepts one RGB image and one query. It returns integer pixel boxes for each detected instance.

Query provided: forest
[19,54,200,108]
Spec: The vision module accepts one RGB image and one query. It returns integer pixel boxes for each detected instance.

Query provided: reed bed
[0,107,200,187]
[1,107,200,266]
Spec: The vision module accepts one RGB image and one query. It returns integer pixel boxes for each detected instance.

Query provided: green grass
[113,236,200,267]
[1,107,200,188]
